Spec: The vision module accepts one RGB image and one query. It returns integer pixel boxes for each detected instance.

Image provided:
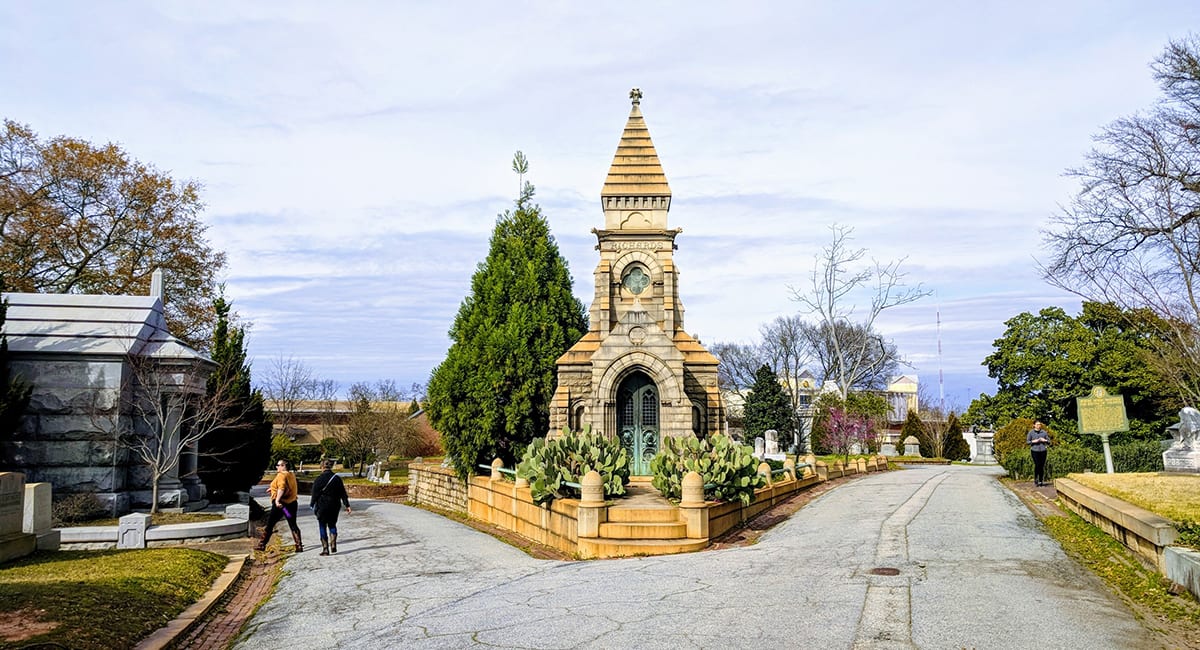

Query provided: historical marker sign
[1077,386,1128,435]
[1076,386,1128,473]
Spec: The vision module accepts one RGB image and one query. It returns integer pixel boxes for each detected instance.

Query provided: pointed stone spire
[601,89,671,229]
[150,268,164,302]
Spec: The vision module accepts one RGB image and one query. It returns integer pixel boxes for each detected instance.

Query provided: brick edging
[133,553,250,650]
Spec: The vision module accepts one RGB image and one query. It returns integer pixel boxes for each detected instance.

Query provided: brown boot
[255,526,271,551]
[291,529,303,553]
[319,539,329,556]
[330,533,337,554]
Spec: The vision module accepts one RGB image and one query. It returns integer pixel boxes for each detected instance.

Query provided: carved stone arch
[612,250,662,283]
[596,351,683,404]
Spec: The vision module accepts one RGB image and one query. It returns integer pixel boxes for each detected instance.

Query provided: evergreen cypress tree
[743,364,794,443]
[943,413,971,461]
[427,157,587,480]
[197,292,273,500]
[0,277,31,450]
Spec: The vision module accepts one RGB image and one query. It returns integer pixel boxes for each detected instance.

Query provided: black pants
[1031,449,1048,484]
[263,500,301,542]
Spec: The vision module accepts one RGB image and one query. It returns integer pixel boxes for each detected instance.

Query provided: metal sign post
[1076,386,1129,474]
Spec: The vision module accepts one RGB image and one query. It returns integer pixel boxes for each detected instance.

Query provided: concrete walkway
[233,465,1153,649]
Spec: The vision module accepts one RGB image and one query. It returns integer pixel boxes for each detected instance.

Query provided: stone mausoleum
[549,90,723,474]
[1,270,213,514]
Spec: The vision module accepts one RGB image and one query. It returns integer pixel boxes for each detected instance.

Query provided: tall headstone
[754,437,766,458]
[0,473,36,562]
[764,430,779,455]
[22,482,60,550]
[1163,407,1200,474]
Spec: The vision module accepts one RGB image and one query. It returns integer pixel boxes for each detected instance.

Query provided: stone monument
[972,430,997,464]
[1163,407,1200,474]
[880,432,898,457]
[0,473,36,563]
[548,89,723,475]
[903,436,921,457]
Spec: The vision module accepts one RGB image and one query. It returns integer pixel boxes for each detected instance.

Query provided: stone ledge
[58,518,249,549]
[1055,478,1178,547]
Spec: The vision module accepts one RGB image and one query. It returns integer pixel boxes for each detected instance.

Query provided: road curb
[134,552,250,650]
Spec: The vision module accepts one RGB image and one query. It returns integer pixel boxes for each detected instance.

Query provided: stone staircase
[576,478,707,558]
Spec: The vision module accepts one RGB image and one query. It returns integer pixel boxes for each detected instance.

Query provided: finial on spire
[629,88,642,105]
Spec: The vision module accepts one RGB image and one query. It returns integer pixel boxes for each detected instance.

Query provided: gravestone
[903,436,921,457]
[1163,407,1200,474]
[381,471,392,485]
[22,482,59,550]
[765,430,779,455]
[754,437,765,458]
[0,473,36,563]
[880,432,898,457]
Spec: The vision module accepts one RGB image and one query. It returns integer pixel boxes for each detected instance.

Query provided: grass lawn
[1067,472,1200,523]
[0,548,227,649]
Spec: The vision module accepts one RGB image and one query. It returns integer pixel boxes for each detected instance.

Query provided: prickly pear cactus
[650,434,764,505]
[515,427,630,504]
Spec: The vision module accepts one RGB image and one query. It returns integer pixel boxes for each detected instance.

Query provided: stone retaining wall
[408,462,469,513]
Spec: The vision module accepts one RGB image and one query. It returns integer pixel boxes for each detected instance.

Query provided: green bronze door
[618,372,659,475]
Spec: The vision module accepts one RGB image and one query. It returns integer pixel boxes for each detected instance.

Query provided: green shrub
[515,425,629,504]
[1000,443,1105,480]
[1111,440,1166,473]
[650,434,764,506]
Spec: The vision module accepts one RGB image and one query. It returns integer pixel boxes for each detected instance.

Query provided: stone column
[678,471,708,539]
[577,471,605,538]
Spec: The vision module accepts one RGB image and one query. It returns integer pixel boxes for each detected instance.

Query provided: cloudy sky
[2,2,1196,407]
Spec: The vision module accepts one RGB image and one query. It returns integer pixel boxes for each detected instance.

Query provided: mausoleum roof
[2,292,210,362]
[601,93,671,198]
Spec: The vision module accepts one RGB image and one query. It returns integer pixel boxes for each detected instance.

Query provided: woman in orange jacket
[257,459,303,552]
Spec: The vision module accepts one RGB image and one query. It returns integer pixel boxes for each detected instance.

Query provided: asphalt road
[234,464,1152,649]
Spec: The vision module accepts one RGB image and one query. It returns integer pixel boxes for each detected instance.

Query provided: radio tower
[936,298,945,413]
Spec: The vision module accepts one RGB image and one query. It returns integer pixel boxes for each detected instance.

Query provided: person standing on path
[257,459,303,552]
[309,459,351,555]
[1028,421,1051,486]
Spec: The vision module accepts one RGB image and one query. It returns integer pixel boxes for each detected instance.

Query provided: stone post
[577,470,605,538]
[816,461,828,481]
[118,513,151,549]
[678,471,708,539]
[490,458,504,481]
[757,462,772,487]
[783,457,796,481]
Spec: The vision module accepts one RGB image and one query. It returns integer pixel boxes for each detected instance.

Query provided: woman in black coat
[309,459,351,555]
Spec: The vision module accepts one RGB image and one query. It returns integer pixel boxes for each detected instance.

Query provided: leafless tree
[1043,37,1200,405]
[259,354,316,437]
[338,381,422,475]
[791,224,927,402]
[313,378,341,439]
[103,356,254,513]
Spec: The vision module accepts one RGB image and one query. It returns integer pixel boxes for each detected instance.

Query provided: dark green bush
[1111,440,1165,473]
[650,434,764,506]
[515,426,629,504]
[1000,443,1105,480]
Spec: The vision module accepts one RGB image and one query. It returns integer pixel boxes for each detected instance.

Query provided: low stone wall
[408,462,469,513]
[413,455,890,558]
[468,476,581,556]
[1056,477,1200,600]
[1055,478,1178,570]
